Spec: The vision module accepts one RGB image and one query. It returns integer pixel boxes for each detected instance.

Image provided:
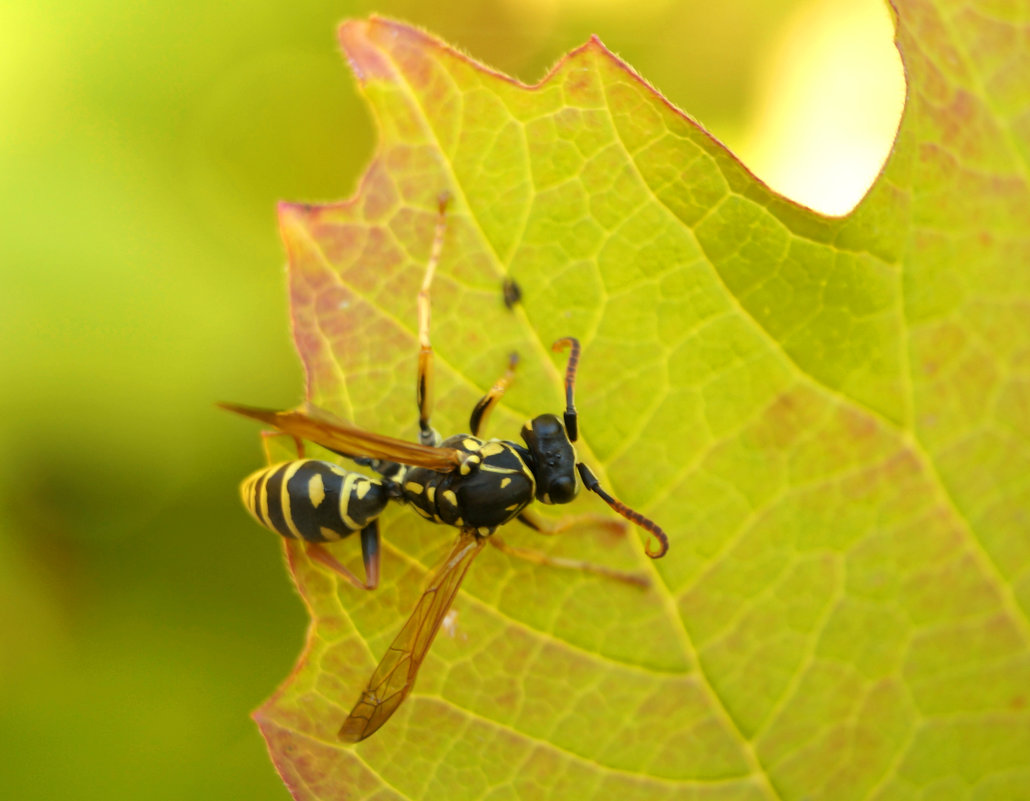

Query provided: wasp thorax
[520,414,579,504]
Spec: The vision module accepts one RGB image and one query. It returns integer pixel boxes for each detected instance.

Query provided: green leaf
[253,6,1030,799]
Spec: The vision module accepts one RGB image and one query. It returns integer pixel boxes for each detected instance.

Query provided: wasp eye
[548,475,576,504]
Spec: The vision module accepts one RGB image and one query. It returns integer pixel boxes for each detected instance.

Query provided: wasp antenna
[576,463,669,558]
[552,337,580,442]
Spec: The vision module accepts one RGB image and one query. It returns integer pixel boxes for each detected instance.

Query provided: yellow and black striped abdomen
[240,459,390,543]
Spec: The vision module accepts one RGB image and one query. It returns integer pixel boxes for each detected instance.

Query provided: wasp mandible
[221,194,669,742]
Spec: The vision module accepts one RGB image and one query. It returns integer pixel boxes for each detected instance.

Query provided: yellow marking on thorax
[404,481,424,495]
[458,453,481,476]
[500,477,512,489]
[425,486,436,504]
[308,472,326,508]
[441,489,458,508]
[356,480,372,500]
[479,441,506,457]
[462,438,481,451]
[479,463,518,475]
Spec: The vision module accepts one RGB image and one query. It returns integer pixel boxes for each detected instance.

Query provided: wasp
[221,195,668,743]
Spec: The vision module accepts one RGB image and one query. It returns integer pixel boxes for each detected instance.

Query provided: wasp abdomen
[241,459,390,543]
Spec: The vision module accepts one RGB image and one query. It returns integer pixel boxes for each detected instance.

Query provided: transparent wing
[218,401,464,472]
[338,529,486,743]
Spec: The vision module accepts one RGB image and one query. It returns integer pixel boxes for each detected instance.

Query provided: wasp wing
[338,528,486,743]
[218,402,464,472]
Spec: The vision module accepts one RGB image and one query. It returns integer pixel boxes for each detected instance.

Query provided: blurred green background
[0,0,902,798]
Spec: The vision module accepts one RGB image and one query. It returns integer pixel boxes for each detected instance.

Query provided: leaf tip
[337,17,392,84]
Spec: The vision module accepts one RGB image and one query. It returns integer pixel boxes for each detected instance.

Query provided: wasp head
[520,414,578,504]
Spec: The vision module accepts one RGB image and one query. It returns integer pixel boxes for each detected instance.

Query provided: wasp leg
[303,520,381,590]
[487,536,648,588]
[469,352,519,436]
[416,193,450,447]
[516,508,626,537]
[359,520,381,588]
[260,429,305,463]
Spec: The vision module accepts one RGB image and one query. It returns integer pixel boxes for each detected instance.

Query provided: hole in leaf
[737,0,906,216]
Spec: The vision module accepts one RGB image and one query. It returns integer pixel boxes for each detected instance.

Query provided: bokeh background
[0,1,903,798]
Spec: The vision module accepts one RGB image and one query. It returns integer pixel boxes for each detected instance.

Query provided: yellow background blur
[0,1,902,798]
